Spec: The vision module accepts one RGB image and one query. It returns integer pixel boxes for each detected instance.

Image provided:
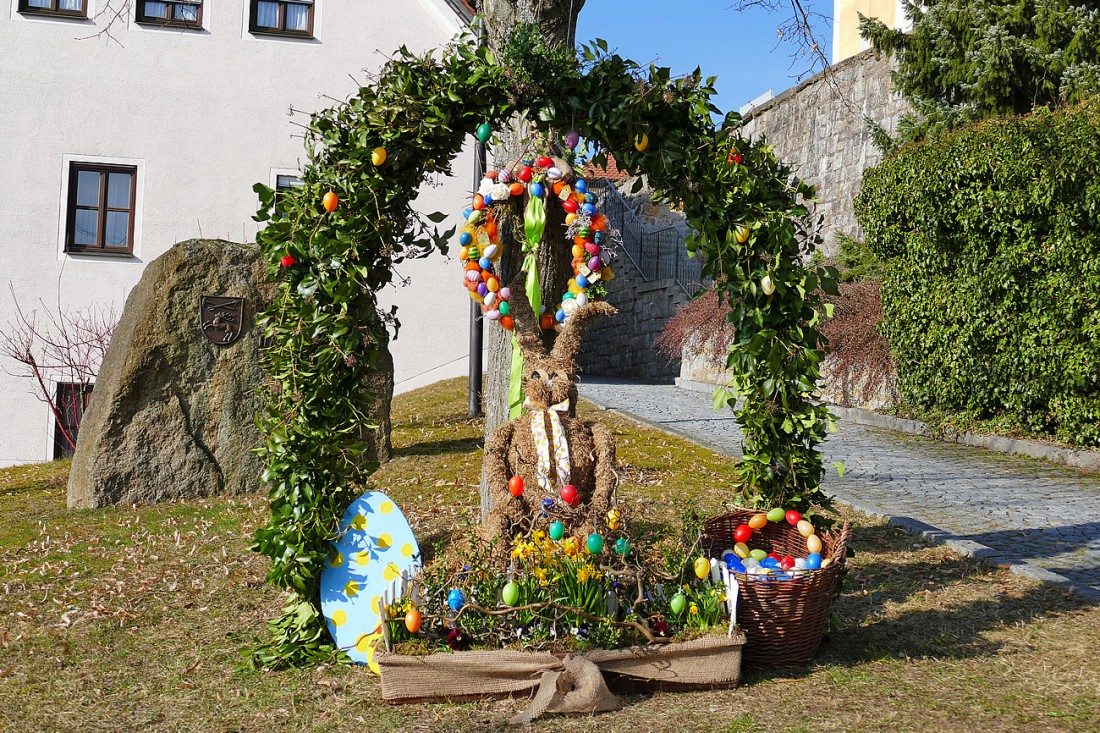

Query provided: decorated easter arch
[251,30,839,667]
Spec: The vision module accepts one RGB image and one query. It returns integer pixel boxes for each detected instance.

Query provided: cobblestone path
[578,377,1100,601]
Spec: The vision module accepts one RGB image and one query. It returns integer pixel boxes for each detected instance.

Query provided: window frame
[17,0,88,19]
[65,162,138,257]
[248,0,314,39]
[134,0,203,30]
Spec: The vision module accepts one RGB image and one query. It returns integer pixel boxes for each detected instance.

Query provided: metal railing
[587,178,709,295]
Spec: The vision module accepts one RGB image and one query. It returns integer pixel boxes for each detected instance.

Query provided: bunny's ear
[505,272,548,359]
[550,301,617,365]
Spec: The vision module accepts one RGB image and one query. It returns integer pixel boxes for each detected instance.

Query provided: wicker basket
[703,510,850,667]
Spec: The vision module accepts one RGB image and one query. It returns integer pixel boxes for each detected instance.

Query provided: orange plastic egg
[459,246,469,260]
[539,314,554,330]
[748,513,768,530]
[472,194,485,211]
[322,191,338,212]
[405,608,423,633]
[509,182,525,196]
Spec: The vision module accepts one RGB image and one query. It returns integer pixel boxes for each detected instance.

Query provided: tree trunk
[478,0,586,521]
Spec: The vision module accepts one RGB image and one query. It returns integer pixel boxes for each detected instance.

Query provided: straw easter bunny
[483,276,619,541]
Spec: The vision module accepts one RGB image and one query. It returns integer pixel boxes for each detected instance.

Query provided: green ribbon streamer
[508,196,546,418]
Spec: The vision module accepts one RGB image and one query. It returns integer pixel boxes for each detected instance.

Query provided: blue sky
[575,0,832,115]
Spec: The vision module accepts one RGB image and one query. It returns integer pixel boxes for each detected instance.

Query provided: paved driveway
[578,376,1100,601]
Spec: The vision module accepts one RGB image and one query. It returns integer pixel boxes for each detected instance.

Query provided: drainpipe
[468,19,487,418]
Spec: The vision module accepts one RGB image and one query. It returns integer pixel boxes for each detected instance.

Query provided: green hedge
[855,101,1100,447]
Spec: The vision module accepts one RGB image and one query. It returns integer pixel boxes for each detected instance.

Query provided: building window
[274,174,304,217]
[66,163,137,256]
[53,383,92,460]
[17,0,87,18]
[136,1,203,29]
[250,0,314,38]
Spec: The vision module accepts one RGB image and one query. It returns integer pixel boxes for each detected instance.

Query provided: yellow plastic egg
[694,557,710,580]
[797,519,815,537]
[820,557,832,569]
[734,542,750,559]
[634,132,649,152]
[566,213,579,225]
[371,147,387,166]
[806,534,823,554]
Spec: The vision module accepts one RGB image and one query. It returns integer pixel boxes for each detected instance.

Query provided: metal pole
[468,21,488,418]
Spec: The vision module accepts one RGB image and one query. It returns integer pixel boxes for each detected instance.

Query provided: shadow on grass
[392,437,483,458]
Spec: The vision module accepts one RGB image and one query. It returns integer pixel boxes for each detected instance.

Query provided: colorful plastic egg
[581,203,597,215]
[371,147,387,166]
[766,507,786,523]
[587,256,602,271]
[323,191,339,212]
[476,123,492,143]
[786,510,802,526]
[484,292,497,307]
[499,286,510,300]
[575,274,589,288]
[584,242,600,255]
[748,513,768,530]
[555,309,566,323]
[485,310,500,321]
[574,179,587,193]
[549,521,565,541]
[447,588,465,612]
[587,533,604,555]
[502,581,520,606]
[575,293,588,307]
[749,549,768,561]
[797,519,815,537]
[542,498,555,511]
[670,593,687,615]
[478,256,492,269]
[459,231,472,247]
[821,558,833,569]
[734,542,750,559]
[476,283,488,297]
[562,200,578,214]
[779,555,796,571]
[483,243,499,259]
[614,537,630,556]
[530,182,544,198]
[498,301,510,316]
[806,534,823,554]
[564,130,580,149]
[560,484,579,506]
[694,557,710,580]
[546,166,563,181]
[733,524,753,544]
[742,557,760,569]
[509,182,525,196]
[508,475,524,497]
[518,166,533,183]
[537,155,553,168]
[404,608,422,633]
[805,552,822,570]
[498,169,511,183]
[634,133,649,152]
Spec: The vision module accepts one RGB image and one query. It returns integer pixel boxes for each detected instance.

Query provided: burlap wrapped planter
[377,633,746,723]
[704,512,851,667]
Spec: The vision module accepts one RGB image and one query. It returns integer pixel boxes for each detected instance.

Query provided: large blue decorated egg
[320,490,421,673]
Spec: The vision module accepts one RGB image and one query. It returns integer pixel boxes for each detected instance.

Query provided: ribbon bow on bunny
[524,396,572,493]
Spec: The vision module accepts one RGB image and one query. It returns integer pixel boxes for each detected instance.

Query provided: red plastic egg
[280,254,295,267]
[786,510,802,526]
[508,476,524,497]
[779,556,795,571]
[733,524,752,544]
[562,200,578,214]
[560,484,579,506]
[518,166,533,183]
[537,155,553,168]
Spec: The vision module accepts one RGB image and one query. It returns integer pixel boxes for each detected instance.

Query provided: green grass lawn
[1,378,1097,732]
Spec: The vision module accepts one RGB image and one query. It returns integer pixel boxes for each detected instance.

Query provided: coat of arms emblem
[199,296,246,346]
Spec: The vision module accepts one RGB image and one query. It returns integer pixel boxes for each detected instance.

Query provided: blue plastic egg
[459,231,472,246]
[478,257,491,270]
[542,498,555,511]
[593,232,604,244]
[462,208,473,219]
[447,588,465,612]
[576,274,589,288]
[581,203,597,216]
[483,193,493,205]
[575,180,587,193]
[761,558,780,570]
[555,309,566,322]
[530,182,544,198]
[805,552,823,570]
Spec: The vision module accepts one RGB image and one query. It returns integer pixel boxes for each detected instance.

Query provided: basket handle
[827,522,852,563]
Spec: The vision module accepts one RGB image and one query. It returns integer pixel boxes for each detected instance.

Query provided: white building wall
[0,0,477,466]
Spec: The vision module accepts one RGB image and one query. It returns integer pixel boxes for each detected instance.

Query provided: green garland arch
[250,30,839,667]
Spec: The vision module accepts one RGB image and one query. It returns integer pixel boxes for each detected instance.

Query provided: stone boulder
[67,239,393,508]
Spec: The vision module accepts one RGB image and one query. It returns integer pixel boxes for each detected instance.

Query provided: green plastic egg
[587,533,604,555]
[476,123,492,143]
[498,301,510,316]
[670,593,687,615]
[614,538,630,556]
[766,507,786,523]
[549,521,565,541]
[502,581,520,607]
[749,549,768,561]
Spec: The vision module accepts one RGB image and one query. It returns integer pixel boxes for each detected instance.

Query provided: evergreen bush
[856,101,1100,446]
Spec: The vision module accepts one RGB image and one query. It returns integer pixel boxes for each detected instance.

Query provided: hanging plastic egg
[475,123,492,143]
[587,533,604,555]
[518,166,533,182]
[614,537,630,556]
[502,581,520,606]
[447,588,465,612]
[562,200,578,214]
[536,155,553,168]
[694,557,710,580]
[549,521,565,541]
[485,310,500,321]
[499,286,511,300]
[498,301,510,316]
[371,147,387,166]
[587,257,602,271]
[508,475,523,497]
[670,593,687,615]
[574,179,587,194]
[323,191,339,212]
[560,484,579,506]
[564,130,581,149]
[404,608,422,633]
[546,167,563,181]
[634,132,649,152]
[581,203,597,216]
[483,243,499,259]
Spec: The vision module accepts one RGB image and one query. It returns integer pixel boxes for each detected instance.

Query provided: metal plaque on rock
[200,296,246,345]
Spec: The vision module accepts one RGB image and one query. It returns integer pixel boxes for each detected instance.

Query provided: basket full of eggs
[702,509,850,667]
